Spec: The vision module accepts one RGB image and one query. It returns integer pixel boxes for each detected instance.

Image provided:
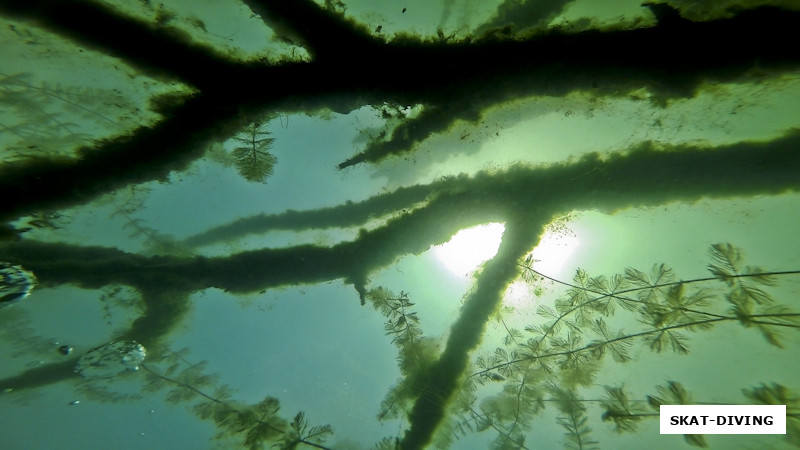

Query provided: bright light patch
[434,223,505,277]
[503,280,534,308]
[527,229,580,278]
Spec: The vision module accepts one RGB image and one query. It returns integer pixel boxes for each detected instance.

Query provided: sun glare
[434,223,506,277]
[504,227,581,307]
[527,229,580,278]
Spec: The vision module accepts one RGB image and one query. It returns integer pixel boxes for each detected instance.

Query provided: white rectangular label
[660,405,785,434]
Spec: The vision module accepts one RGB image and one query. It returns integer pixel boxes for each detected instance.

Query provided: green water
[1,1,799,449]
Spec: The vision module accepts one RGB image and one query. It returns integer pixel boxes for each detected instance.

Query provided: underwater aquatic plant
[136,348,333,450]
[449,244,800,449]
[361,244,800,448]
[231,122,277,183]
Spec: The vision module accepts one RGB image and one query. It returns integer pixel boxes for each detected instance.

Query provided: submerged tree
[0,0,799,449]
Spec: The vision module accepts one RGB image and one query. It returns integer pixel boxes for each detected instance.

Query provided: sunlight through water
[503,228,581,308]
[434,223,505,277]
[527,228,581,278]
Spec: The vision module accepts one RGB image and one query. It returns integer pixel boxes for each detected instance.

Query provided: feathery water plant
[447,243,800,448]
[231,121,277,183]
[137,348,333,450]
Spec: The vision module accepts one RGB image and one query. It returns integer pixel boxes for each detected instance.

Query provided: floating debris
[75,340,146,379]
[58,345,73,356]
[0,262,37,307]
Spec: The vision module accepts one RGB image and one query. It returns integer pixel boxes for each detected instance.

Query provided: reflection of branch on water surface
[1,2,798,222]
[187,130,800,248]
[3,131,800,401]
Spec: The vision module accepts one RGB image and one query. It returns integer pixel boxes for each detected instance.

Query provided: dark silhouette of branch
[1,2,798,224]
[3,128,800,300]
[0,0,247,86]
[242,0,381,60]
[182,180,443,248]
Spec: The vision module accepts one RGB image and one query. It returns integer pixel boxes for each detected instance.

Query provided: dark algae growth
[1,1,800,449]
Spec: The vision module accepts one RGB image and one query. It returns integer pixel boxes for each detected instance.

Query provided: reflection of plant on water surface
[1,1,800,448]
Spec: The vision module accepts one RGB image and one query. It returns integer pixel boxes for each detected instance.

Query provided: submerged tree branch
[4,130,800,294]
[401,219,544,449]
[0,0,248,86]
[1,3,798,225]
